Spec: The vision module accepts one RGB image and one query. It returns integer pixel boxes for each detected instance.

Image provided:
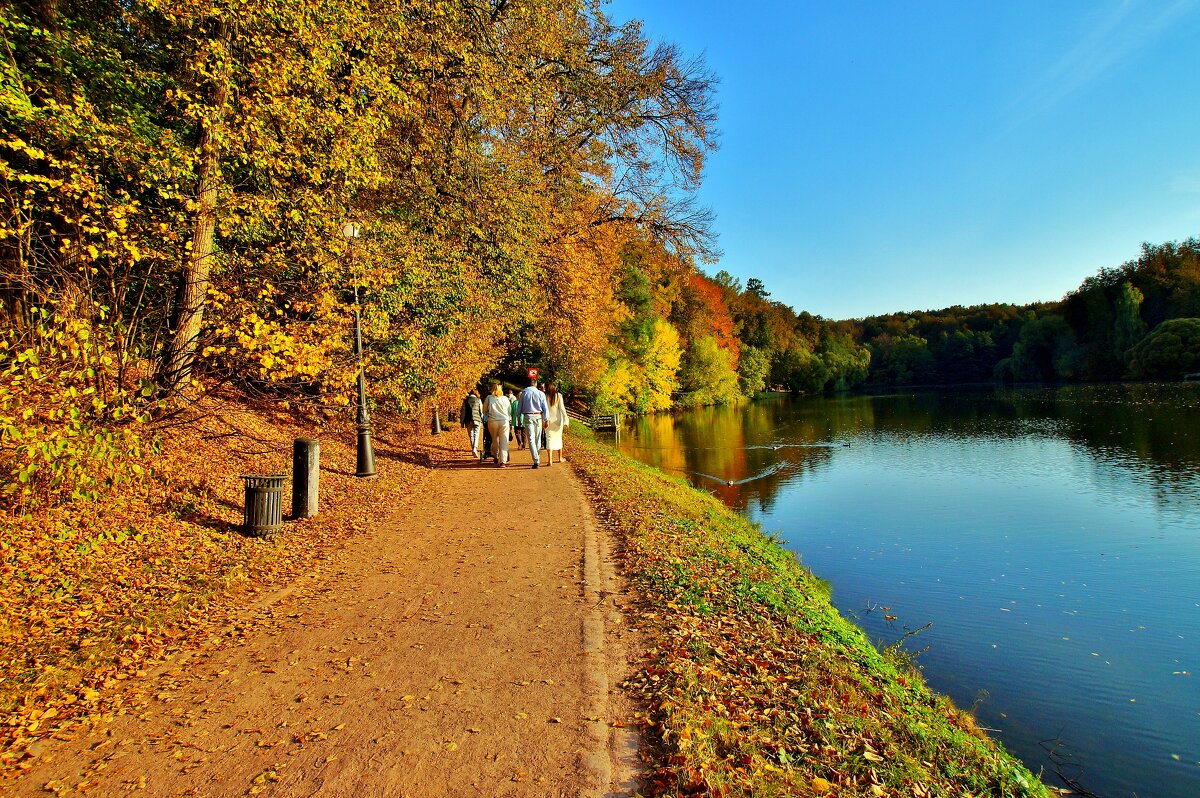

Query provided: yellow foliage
[0,306,154,513]
[1,0,716,416]
[641,318,683,412]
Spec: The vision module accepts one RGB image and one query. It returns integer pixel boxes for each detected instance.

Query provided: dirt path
[13,436,641,797]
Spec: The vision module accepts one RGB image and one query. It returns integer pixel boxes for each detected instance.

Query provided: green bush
[1126,318,1200,379]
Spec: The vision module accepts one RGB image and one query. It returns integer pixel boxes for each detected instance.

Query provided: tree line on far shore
[563,236,1200,414]
[853,238,1200,387]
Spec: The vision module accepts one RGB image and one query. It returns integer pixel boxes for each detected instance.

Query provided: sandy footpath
[13,435,641,797]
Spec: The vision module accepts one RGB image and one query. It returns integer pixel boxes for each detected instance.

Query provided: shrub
[0,306,154,512]
[1126,318,1200,379]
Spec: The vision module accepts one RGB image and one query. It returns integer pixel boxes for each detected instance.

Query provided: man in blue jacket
[518,377,549,469]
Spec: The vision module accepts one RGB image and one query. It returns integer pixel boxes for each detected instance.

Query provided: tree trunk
[157,20,230,396]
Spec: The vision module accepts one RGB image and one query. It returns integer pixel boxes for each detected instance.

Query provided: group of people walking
[459,376,569,469]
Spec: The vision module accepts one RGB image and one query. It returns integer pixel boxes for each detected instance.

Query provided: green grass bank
[569,426,1052,797]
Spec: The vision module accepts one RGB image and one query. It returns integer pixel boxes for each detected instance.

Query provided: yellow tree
[638,317,682,411]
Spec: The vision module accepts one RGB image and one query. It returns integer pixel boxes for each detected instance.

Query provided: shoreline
[569,425,1052,796]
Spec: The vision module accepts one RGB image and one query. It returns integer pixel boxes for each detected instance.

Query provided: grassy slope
[570,426,1051,798]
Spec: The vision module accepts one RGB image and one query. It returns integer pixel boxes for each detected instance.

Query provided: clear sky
[605,0,1200,320]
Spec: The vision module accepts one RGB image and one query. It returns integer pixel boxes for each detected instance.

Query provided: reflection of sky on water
[613,385,1200,798]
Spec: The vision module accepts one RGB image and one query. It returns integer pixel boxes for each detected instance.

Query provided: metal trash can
[241,474,286,537]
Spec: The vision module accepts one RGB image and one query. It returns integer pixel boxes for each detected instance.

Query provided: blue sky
[605,0,1200,319]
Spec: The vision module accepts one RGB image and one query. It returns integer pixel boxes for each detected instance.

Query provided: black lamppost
[344,221,376,478]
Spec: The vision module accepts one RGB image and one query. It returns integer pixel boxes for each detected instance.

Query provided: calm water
[612,384,1200,798]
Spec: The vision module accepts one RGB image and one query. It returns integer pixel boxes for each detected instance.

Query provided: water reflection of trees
[1000,383,1200,511]
[617,384,1200,515]
[836,385,1200,512]
[621,398,844,513]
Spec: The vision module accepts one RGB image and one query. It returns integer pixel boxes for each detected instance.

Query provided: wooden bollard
[292,438,319,519]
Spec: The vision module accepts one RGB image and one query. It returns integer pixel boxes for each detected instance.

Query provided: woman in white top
[544,383,569,465]
[483,383,512,467]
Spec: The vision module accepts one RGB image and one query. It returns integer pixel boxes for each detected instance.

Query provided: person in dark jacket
[460,389,483,457]
[508,389,525,449]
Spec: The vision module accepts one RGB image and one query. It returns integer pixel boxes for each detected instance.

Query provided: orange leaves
[683,274,741,368]
[0,393,424,777]
[4,0,722,417]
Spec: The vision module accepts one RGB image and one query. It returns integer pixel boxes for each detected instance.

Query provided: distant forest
[629,237,1200,403]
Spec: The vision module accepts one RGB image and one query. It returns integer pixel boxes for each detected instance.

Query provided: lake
[610,384,1200,798]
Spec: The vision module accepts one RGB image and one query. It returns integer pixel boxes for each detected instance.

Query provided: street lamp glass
[342,221,361,239]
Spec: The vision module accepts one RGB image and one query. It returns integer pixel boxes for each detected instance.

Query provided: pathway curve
[15,435,641,797]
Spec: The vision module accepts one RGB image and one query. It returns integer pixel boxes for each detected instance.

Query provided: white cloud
[1000,0,1199,131]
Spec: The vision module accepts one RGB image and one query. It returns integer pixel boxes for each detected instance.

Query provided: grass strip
[570,426,1052,797]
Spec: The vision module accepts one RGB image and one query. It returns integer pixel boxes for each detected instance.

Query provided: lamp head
[342,221,362,240]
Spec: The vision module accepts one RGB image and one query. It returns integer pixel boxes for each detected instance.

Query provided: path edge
[575,466,642,798]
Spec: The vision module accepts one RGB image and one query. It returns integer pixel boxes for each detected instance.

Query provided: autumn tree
[677,335,740,406]
[3,0,727,436]
[154,9,230,395]
[736,345,771,395]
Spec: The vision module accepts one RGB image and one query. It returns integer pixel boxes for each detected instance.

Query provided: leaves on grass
[571,430,1052,798]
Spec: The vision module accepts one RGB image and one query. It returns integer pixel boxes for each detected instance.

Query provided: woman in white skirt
[482,383,511,467]
[544,383,569,465]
